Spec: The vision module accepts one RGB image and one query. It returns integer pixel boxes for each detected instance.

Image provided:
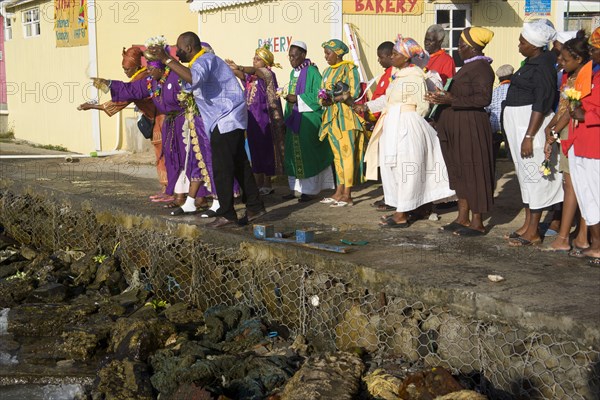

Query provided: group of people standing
[77,23,600,267]
[82,33,266,228]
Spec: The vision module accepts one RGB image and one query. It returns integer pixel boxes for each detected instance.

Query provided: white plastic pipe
[87,0,101,151]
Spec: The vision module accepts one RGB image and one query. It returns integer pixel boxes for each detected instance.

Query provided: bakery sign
[342,0,424,15]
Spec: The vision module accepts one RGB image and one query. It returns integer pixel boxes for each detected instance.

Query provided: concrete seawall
[1,154,599,398]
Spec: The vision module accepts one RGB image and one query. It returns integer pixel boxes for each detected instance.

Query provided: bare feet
[453,221,485,236]
[508,236,542,246]
[572,239,590,251]
[542,235,572,251]
[582,248,600,259]
[337,195,353,206]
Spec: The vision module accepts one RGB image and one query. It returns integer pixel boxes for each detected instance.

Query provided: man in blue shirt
[149,32,265,228]
[485,64,513,165]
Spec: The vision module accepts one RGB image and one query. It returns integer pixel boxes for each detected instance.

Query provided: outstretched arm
[77,100,129,117]
[225,59,245,80]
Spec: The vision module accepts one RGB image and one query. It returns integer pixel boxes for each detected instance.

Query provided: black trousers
[210,127,263,220]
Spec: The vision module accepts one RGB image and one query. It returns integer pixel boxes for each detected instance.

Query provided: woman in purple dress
[96,59,216,216]
[225,45,286,195]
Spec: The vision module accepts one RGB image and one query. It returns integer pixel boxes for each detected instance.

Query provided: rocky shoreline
[0,230,488,399]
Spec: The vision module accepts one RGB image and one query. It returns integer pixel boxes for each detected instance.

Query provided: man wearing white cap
[281,41,335,202]
[486,64,514,166]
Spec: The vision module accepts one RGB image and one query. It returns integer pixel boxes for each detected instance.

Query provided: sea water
[0,384,85,400]
[0,308,8,335]
[0,308,18,365]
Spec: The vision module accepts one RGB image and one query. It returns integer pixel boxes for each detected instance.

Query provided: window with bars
[22,8,40,38]
[435,4,471,67]
[4,17,12,41]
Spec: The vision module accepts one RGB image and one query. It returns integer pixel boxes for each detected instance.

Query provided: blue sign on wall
[525,0,552,16]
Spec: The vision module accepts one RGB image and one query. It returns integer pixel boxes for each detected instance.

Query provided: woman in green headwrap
[318,39,367,207]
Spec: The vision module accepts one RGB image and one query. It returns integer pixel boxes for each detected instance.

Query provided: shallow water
[2,308,83,397]
[0,309,18,366]
[0,308,8,335]
[0,351,18,365]
[0,384,85,399]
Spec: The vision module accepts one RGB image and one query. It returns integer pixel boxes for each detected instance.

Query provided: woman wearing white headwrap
[502,21,563,246]
[354,36,454,228]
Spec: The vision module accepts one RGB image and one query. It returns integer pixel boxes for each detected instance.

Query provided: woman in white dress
[503,21,563,246]
[354,35,455,228]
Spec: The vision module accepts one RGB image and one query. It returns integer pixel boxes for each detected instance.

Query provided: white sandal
[330,201,351,208]
[319,197,336,204]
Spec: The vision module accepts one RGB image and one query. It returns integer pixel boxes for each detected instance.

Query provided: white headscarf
[556,31,577,44]
[522,20,557,48]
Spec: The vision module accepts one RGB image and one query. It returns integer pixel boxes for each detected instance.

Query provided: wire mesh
[0,191,598,399]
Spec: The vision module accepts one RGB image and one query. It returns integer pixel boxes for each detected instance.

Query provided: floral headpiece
[144,35,170,61]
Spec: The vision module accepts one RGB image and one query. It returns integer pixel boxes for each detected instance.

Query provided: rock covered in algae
[149,306,301,399]
[167,383,213,400]
[152,351,298,399]
[0,274,35,307]
[109,317,176,362]
[8,302,98,337]
[164,301,204,325]
[279,352,365,399]
[92,359,154,400]
[88,257,117,290]
[26,282,68,303]
[70,251,99,286]
[58,330,104,361]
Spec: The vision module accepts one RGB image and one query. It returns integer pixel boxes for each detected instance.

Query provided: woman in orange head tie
[78,47,168,202]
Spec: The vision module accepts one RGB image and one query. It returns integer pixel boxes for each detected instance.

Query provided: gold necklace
[129,67,147,82]
[187,48,206,67]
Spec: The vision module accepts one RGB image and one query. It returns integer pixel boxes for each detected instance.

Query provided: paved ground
[1,141,599,347]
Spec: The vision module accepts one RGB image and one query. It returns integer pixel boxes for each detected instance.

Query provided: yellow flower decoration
[179,90,212,193]
[539,159,552,177]
[564,87,582,101]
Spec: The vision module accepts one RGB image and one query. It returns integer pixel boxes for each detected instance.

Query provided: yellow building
[1,0,583,152]
[2,0,197,153]
[192,0,566,87]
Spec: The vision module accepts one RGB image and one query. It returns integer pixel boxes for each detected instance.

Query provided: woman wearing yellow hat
[226,45,286,196]
[426,27,496,237]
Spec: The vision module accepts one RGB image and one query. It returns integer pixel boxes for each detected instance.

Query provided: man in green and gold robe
[282,41,335,202]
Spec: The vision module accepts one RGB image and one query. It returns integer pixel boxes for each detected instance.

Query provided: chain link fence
[0,189,599,399]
